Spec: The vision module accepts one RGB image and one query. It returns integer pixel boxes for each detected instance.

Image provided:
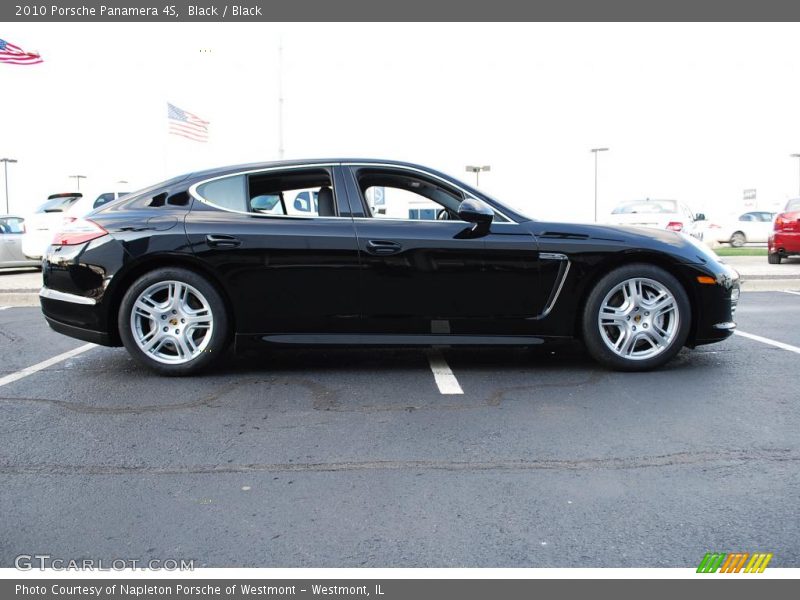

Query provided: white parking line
[0,343,96,388]
[783,290,800,297]
[0,306,10,311]
[734,330,800,355]
[427,349,464,395]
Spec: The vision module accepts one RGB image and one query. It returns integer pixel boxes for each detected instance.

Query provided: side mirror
[458,198,494,225]
[694,213,706,222]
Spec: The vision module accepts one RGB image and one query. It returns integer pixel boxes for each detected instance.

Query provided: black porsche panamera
[39,159,740,375]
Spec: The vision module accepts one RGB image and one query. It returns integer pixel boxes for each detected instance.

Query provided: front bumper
[691,266,739,346]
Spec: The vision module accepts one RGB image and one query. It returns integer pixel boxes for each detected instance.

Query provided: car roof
[185,158,456,180]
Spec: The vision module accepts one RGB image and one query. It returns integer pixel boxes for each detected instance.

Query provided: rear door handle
[206,234,242,248]
[366,240,402,255]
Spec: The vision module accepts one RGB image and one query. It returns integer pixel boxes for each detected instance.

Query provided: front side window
[355,168,465,221]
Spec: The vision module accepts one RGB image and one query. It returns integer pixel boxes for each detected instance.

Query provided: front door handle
[206,234,242,248]
[366,240,402,255]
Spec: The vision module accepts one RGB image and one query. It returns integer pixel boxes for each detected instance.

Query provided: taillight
[774,214,787,230]
[52,217,108,246]
[666,221,684,231]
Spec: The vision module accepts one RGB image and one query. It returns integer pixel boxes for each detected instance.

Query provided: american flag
[0,38,43,65]
[167,102,209,142]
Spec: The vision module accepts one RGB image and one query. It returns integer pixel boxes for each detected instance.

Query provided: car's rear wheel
[118,267,229,375]
[768,252,782,264]
[730,231,747,247]
[582,264,690,371]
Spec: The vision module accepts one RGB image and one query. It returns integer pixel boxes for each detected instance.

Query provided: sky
[3,22,800,221]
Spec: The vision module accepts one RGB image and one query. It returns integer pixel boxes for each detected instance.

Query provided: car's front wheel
[582,264,691,371]
[118,267,229,375]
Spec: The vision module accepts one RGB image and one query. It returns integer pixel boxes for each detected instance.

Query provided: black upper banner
[3,0,800,22]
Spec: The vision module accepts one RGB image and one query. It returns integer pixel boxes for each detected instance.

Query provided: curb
[0,292,40,307]
[740,279,800,292]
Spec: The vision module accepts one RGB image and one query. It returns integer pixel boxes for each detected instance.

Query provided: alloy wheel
[129,280,214,365]
[597,277,679,361]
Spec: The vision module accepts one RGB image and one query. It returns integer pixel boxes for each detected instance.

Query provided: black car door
[342,165,543,338]
[184,165,361,336]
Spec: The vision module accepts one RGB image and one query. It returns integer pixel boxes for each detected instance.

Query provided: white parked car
[606,199,704,235]
[0,215,40,268]
[22,189,129,259]
[21,193,83,260]
[700,211,776,247]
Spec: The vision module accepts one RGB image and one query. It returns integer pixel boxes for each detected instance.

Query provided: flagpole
[163,102,170,178]
[278,38,284,160]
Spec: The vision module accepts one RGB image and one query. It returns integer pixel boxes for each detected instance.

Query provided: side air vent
[540,231,590,240]
[167,191,190,206]
[148,193,168,207]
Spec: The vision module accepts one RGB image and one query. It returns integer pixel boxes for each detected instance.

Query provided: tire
[118,267,230,375]
[730,231,747,247]
[768,252,782,264]
[581,264,691,371]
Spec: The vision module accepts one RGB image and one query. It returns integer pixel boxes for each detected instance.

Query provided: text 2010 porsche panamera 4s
[39,159,740,375]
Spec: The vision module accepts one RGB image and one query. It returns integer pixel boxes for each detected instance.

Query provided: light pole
[465,165,491,187]
[790,154,800,196]
[1,158,18,214]
[590,148,609,222]
[69,175,87,191]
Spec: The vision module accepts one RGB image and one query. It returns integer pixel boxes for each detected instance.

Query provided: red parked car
[768,198,800,264]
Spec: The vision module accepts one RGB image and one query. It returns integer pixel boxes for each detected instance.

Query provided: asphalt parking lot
[0,290,799,568]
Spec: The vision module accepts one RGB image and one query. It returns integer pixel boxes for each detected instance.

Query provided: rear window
[36,194,82,213]
[786,199,800,212]
[612,200,677,214]
[93,192,130,208]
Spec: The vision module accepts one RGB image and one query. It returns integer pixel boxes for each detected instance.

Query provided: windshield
[612,200,678,215]
[35,194,82,213]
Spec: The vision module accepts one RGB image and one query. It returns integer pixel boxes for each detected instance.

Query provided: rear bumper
[768,232,800,255]
[43,314,113,346]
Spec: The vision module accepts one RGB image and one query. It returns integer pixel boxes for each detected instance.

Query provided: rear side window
[196,175,248,212]
[194,168,335,217]
[248,169,332,216]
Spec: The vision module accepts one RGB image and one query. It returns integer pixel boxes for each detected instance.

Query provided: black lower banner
[2,579,795,600]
